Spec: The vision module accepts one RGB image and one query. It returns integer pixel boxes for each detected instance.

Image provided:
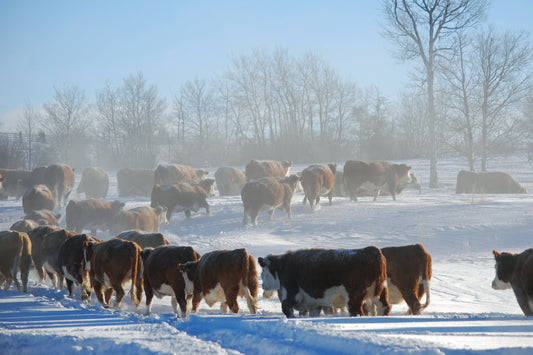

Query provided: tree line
[2,1,532,186]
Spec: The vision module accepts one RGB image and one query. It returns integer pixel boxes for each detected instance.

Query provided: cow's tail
[130,245,144,307]
[243,250,258,314]
[11,237,23,291]
[420,251,432,311]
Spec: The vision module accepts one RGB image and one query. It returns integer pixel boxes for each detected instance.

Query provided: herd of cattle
[0,159,531,318]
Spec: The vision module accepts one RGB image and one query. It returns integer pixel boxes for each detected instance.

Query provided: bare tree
[96,82,123,162]
[474,27,532,170]
[17,99,38,169]
[43,85,90,164]
[383,0,488,187]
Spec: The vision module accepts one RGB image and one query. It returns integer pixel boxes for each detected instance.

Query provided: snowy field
[1,155,532,354]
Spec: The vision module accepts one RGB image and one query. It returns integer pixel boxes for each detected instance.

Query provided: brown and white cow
[24,209,61,226]
[0,169,32,199]
[66,199,125,235]
[10,219,41,233]
[380,244,432,315]
[343,160,412,201]
[241,175,300,225]
[83,238,144,308]
[117,230,170,249]
[58,234,101,301]
[245,159,293,182]
[258,247,390,318]
[116,168,154,197]
[110,206,169,235]
[300,163,337,212]
[22,184,55,214]
[28,225,61,282]
[142,245,201,317]
[178,248,258,314]
[154,164,208,186]
[215,167,246,196]
[44,163,75,208]
[357,171,422,197]
[77,167,109,199]
[151,179,215,220]
[0,230,32,292]
[456,170,527,194]
[492,249,533,316]
[41,229,78,288]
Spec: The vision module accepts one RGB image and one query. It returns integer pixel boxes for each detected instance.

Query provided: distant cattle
[343,160,412,201]
[357,172,422,197]
[77,167,109,199]
[379,244,432,315]
[41,229,78,288]
[10,219,41,233]
[0,230,32,292]
[110,206,169,235]
[142,245,201,317]
[58,234,101,301]
[22,184,55,214]
[300,163,337,212]
[245,159,293,182]
[43,163,75,208]
[66,199,125,235]
[0,169,32,199]
[116,168,153,197]
[151,179,215,220]
[241,175,300,225]
[492,249,533,316]
[28,225,61,282]
[83,238,144,308]
[154,164,208,186]
[24,209,61,226]
[456,170,527,194]
[178,248,258,314]
[215,167,246,196]
[117,230,170,249]
[258,247,390,318]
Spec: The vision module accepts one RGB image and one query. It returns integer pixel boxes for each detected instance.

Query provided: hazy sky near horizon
[1,0,532,131]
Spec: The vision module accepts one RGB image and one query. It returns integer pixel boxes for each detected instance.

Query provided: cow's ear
[258,257,270,267]
[493,250,501,259]
[177,263,187,273]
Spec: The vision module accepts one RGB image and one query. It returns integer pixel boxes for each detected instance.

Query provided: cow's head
[492,250,516,290]
[82,240,97,271]
[111,200,126,214]
[141,247,155,262]
[195,169,209,181]
[154,206,169,225]
[282,175,300,190]
[178,261,199,295]
[199,178,216,197]
[258,255,280,298]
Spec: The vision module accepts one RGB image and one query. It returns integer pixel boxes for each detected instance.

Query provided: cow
[24,209,61,226]
[245,159,293,182]
[300,163,337,212]
[77,167,109,199]
[0,169,32,199]
[178,248,258,315]
[10,219,41,233]
[150,179,215,221]
[357,171,422,196]
[142,245,201,317]
[28,225,61,282]
[343,160,412,201]
[110,206,169,235]
[22,184,55,214]
[83,238,144,308]
[58,234,101,301]
[0,230,32,292]
[241,175,300,226]
[456,170,527,194]
[154,164,208,186]
[117,230,170,249]
[43,163,75,208]
[66,199,125,235]
[116,168,154,197]
[334,171,348,197]
[379,244,432,315]
[41,229,78,288]
[215,167,246,196]
[258,247,390,318]
[492,249,533,316]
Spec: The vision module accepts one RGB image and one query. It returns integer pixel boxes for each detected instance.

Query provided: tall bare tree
[474,27,532,171]
[96,82,123,161]
[383,0,488,187]
[17,99,38,169]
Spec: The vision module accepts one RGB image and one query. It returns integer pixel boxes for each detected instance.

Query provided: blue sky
[0,0,531,131]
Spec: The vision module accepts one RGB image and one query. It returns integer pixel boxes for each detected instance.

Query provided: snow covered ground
[1,155,532,354]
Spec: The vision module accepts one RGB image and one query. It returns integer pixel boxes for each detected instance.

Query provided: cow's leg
[104,287,114,307]
[200,199,210,216]
[401,289,422,315]
[268,209,275,221]
[93,281,106,306]
[112,284,126,309]
[309,306,322,317]
[173,287,188,318]
[224,285,240,314]
[512,285,533,316]
[347,293,365,317]
[280,285,298,318]
[144,278,154,315]
[191,290,202,313]
[185,210,192,219]
[66,279,74,297]
[251,209,260,226]
[328,191,333,205]
[242,211,249,225]
[302,196,307,206]
[170,296,179,314]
